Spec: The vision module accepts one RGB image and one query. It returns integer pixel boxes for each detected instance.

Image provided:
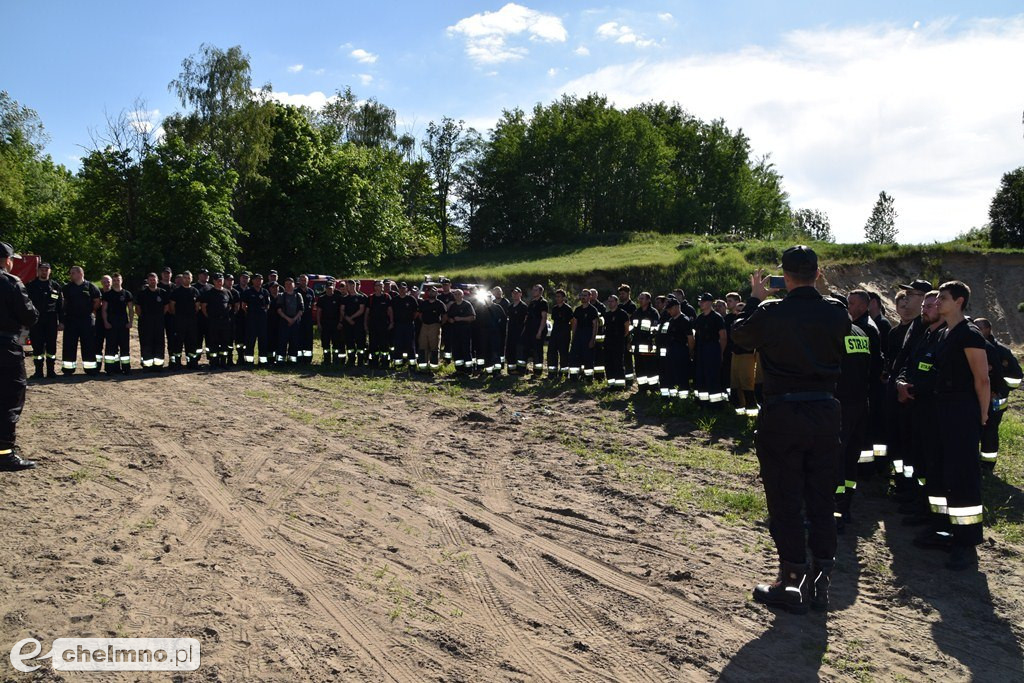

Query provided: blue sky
[3,1,1023,243]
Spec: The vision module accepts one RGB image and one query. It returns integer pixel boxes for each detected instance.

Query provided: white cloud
[287,63,304,73]
[313,68,326,75]
[596,21,657,48]
[658,12,674,22]
[574,45,590,56]
[350,48,378,64]
[265,90,337,110]
[560,17,1024,242]
[358,73,373,86]
[129,108,160,135]
[547,67,558,77]
[448,3,568,65]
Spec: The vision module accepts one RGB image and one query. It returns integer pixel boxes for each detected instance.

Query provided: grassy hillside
[377,231,1020,298]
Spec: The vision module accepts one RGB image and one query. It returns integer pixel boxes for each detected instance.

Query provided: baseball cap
[0,242,18,259]
[665,298,680,309]
[698,292,714,302]
[899,279,932,294]
[269,269,278,275]
[38,262,51,269]
[779,245,818,274]
[162,266,172,273]
[198,268,209,275]
[440,277,451,284]
[212,272,224,280]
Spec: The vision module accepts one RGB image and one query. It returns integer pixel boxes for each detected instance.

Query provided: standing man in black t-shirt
[223,274,241,367]
[417,285,446,370]
[94,275,112,372]
[101,273,133,375]
[136,272,168,371]
[315,280,343,366]
[631,292,661,392]
[602,295,630,388]
[694,293,726,403]
[341,281,367,367]
[365,281,393,368]
[61,266,102,376]
[930,281,990,570]
[847,290,883,470]
[240,274,271,366]
[491,286,510,367]
[523,284,549,377]
[194,269,213,360]
[201,273,235,368]
[25,262,62,379]
[169,271,201,368]
[158,267,180,367]
[446,289,476,373]
[546,289,573,377]
[295,275,315,364]
[618,285,637,383]
[568,290,599,381]
[504,287,527,374]
[389,282,419,369]
[474,289,507,374]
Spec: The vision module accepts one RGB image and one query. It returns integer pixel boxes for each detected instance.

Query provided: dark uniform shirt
[0,270,38,352]
[934,320,986,394]
[26,279,62,320]
[242,287,271,316]
[316,291,343,324]
[525,298,549,338]
[694,311,725,346]
[390,295,419,325]
[506,300,528,331]
[985,335,1023,397]
[170,285,200,320]
[731,286,851,396]
[102,288,133,325]
[853,312,882,383]
[836,322,872,399]
[602,308,630,340]
[666,313,694,344]
[447,300,476,325]
[899,323,945,397]
[550,303,573,336]
[632,305,661,349]
[572,303,599,332]
[136,287,167,319]
[61,281,101,320]
[202,288,233,321]
[418,299,446,324]
[342,293,365,322]
[619,299,637,317]
[366,293,392,327]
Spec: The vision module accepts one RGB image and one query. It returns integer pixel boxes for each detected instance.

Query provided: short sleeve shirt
[935,319,987,394]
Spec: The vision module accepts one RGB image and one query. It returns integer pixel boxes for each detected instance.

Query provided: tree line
[3,43,1023,282]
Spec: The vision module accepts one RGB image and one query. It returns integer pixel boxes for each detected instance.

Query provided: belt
[763,391,834,406]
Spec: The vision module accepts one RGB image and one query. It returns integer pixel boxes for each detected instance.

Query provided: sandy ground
[1,349,1023,682]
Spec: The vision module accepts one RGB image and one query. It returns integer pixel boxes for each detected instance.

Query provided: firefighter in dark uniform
[602,295,630,388]
[830,294,871,534]
[223,274,241,366]
[926,281,990,571]
[315,280,343,366]
[95,275,112,371]
[1,242,39,470]
[886,280,930,497]
[618,285,637,383]
[568,289,599,381]
[365,281,393,368]
[202,273,235,368]
[975,318,1023,472]
[446,289,477,373]
[417,286,446,370]
[662,299,695,397]
[846,290,883,471]
[546,289,573,377]
[475,289,507,375]
[631,292,661,392]
[266,281,282,365]
[341,281,367,366]
[61,266,102,375]
[158,267,180,367]
[240,274,271,366]
[136,272,168,371]
[505,287,528,373]
[522,285,549,377]
[656,295,674,398]
[589,289,606,378]
[731,246,850,614]
[26,262,62,379]
[694,293,727,403]
[234,272,249,364]
[295,275,315,364]
[100,273,134,375]
[169,271,201,368]
[437,278,455,362]
[389,282,419,369]
[896,292,944,529]
[194,269,213,359]
[492,286,510,366]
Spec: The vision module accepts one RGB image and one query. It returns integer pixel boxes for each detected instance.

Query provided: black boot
[810,558,834,611]
[46,358,57,378]
[0,449,37,471]
[753,561,808,614]
[31,358,45,379]
[945,544,978,571]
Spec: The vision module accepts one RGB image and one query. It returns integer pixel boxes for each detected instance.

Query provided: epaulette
[822,295,847,310]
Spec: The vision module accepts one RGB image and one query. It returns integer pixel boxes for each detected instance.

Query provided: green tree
[988,167,1024,248]
[864,191,898,244]
[793,208,834,242]
[423,117,472,254]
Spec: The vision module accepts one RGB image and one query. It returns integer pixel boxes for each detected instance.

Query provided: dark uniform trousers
[139,315,165,368]
[278,319,301,362]
[980,397,1006,468]
[836,396,868,516]
[934,395,983,546]
[546,330,570,374]
[756,398,841,564]
[604,336,626,385]
[299,312,314,363]
[695,342,723,399]
[176,316,200,365]
[368,323,391,362]
[450,322,474,370]
[30,315,59,368]
[94,314,107,368]
[662,339,691,396]
[208,317,232,365]
[343,321,365,363]
[318,318,341,362]
[63,316,98,374]
[392,322,416,365]
[246,313,270,364]
[1,341,27,451]
[521,330,545,374]
[106,323,131,369]
[166,312,181,357]
[505,324,525,371]
[568,329,595,378]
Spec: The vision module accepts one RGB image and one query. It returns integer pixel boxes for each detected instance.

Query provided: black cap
[212,272,224,280]
[0,242,17,259]
[38,262,51,269]
[198,268,209,275]
[899,278,932,293]
[399,281,408,288]
[224,273,234,279]
[252,273,263,279]
[665,298,680,309]
[269,269,278,275]
[440,277,451,284]
[162,266,172,273]
[267,280,279,288]
[830,292,849,309]
[698,292,714,302]
[512,286,522,293]
[240,271,250,277]
[779,245,818,275]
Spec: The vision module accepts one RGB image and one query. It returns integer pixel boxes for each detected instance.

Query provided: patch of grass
[283,407,315,425]
[68,468,91,483]
[984,408,1024,544]
[244,388,272,400]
